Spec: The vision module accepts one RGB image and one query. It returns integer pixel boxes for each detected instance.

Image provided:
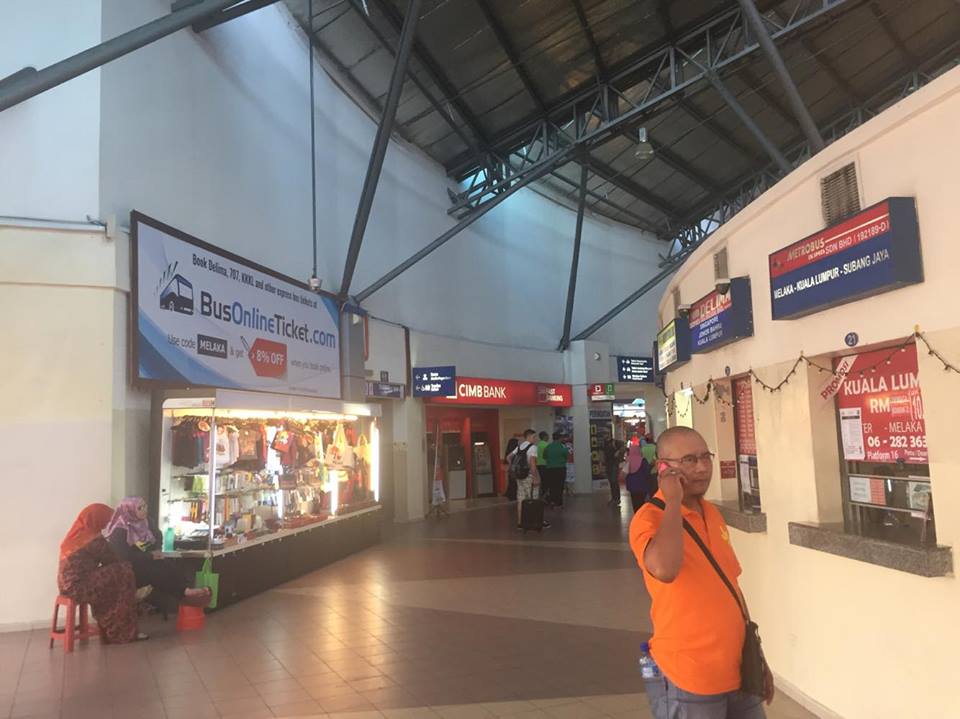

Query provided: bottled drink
[162,526,176,552]
[638,642,661,680]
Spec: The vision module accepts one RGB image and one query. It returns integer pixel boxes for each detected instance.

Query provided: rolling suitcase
[520,497,545,532]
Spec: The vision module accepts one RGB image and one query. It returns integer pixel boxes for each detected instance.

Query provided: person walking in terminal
[536,430,549,477]
[508,429,550,530]
[542,432,570,507]
[603,436,627,507]
[630,427,774,718]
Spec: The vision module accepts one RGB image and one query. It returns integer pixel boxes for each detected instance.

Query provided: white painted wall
[0,224,127,628]
[655,67,960,719]
[0,0,101,220]
[97,1,664,359]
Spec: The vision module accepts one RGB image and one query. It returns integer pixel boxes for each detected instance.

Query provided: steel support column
[737,0,825,152]
[570,262,682,343]
[706,71,791,173]
[355,157,564,302]
[339,0,422,298]
[0,0,246,113]
[559,164,589,350]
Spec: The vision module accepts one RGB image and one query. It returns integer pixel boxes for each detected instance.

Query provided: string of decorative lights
[660,328,959,417]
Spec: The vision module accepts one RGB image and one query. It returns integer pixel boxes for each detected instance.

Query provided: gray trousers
[644,674,766,719]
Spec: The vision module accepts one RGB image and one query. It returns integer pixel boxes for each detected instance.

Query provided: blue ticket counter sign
[654,318,691,373]
[769,197,923,320]
[617,356,655,383]
[412,366,456,397]
[689,277,753,353]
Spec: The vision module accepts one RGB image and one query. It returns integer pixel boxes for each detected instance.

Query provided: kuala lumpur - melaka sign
[833,346,927,464]
[768,197,923,320]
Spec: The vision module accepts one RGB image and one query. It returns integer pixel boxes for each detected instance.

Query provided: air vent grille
[821,163,861,226]
[713,247,728,281]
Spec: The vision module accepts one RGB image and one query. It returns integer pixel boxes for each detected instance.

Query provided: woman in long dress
[58,504,144,643]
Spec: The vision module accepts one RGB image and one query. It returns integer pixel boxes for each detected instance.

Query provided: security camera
[677,304,692,317]
[715,277,731,295]
[308,274,322,292]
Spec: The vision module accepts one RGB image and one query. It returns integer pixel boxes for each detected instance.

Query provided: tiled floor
[1,495,817,719]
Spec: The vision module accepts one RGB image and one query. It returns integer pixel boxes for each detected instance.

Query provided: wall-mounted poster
[834,345,927,464]
[132,212,341,397]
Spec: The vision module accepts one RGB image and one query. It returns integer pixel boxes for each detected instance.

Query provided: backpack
[509,442,532,480]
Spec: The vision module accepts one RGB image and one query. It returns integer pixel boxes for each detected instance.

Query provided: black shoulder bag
[648,498,769,698]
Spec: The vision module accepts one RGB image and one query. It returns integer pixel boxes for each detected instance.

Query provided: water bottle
[162,526,175,552]
[638,642,661,680]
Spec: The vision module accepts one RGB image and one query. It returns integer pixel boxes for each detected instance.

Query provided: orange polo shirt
[629,491,745,695]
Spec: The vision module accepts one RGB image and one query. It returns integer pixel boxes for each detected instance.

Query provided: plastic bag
[194,557,219,609]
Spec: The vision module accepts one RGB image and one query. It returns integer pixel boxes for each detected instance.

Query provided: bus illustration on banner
[158,262,195,315]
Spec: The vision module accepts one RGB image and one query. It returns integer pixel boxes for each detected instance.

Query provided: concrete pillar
[391,395,426,522]
[564,339,612,495]
[339,310,367,402]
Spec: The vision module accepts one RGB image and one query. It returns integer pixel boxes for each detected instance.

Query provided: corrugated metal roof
[285,0,960,235]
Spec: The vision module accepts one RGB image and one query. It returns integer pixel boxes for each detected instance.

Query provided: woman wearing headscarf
[624,437,653,513]
[104,497,210,609]
[58,504,144,643]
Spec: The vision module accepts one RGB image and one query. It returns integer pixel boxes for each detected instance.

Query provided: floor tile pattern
[0,496,816,718]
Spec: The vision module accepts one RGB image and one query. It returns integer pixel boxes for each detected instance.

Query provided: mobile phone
[656,460,670,474]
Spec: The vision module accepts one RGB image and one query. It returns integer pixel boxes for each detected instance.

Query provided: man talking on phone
[629,426,774,719]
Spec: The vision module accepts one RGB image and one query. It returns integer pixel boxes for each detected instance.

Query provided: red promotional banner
[834,344,927,464]
[248,338,287,378]
[733,376,757,456]
[427,377,573,407]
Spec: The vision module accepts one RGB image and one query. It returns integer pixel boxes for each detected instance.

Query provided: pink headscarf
[104,497,155,546]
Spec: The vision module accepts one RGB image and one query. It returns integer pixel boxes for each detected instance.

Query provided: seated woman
[58,504,146,643]
[104,497,210,610]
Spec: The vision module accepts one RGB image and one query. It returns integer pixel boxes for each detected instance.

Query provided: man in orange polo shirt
[629,426,773,718]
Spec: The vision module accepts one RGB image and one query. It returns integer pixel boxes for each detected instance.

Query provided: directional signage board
[617,356,655,383]
[689,277,754,353]
[589,383,616,401]
[769,197,923,320]
[412,366,456,397]
[366,381,405,400]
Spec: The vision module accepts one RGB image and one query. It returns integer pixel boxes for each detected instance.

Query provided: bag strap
[648,497,748,621]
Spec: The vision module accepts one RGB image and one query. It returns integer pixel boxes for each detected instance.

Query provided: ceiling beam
[570,0,607,78]
[772,6,862,104]
[349,0,480,155]
[738,0,824,152]
[475,0,546,112]
[869,0,918,66]
[368,0,490,145]
[585,156,682,220]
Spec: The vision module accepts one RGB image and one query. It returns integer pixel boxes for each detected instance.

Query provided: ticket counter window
[833,344,935,546]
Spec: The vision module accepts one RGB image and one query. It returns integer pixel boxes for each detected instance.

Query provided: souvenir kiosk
[132,211,383,608]
[149,388,381,608]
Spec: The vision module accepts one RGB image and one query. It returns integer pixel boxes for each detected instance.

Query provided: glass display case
[153,389,381,555]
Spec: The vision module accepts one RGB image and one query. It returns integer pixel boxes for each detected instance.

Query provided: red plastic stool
[49,596,98,653]
[175,604,205,631]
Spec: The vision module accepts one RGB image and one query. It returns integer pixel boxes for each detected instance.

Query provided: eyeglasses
[658,451,716,468]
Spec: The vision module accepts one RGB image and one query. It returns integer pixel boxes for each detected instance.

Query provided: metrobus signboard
[769,197,923,320]
[655,318,691,372]
[689,277,753,353]
[131,212,341,397]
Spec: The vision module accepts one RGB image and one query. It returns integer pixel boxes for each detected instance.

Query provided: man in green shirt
[543,432,570,507]
[537,431,549,469]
